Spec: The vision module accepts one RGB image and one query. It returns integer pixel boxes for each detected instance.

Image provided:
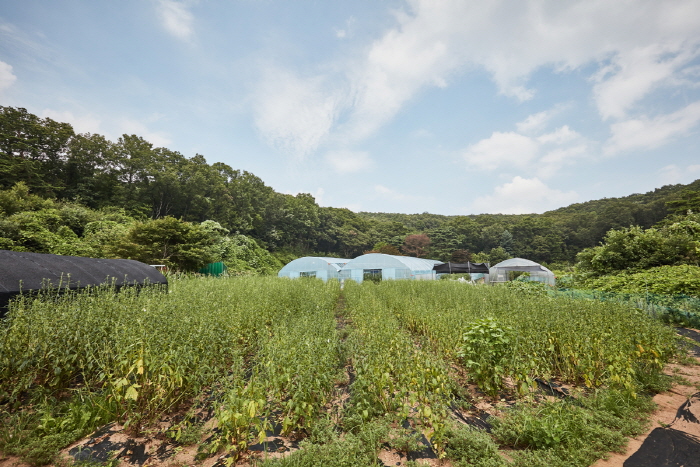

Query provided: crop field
[0,277,689,467]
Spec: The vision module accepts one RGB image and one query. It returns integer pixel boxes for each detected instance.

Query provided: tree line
[2,105,699,271]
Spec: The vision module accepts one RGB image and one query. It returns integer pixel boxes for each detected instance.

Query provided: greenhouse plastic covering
[0,250,168,316]
[488,257,555,286]
[339,253,443,283]
[278,257,351,281]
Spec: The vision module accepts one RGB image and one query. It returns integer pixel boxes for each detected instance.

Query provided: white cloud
[119,119,172,148]
[157,0,195,41]
[537,125,580,145]
[254,1,700,161]
[659,163,700,185]
[516,111,553,134]
[593,44,695,120]
[252,66,343,160]
[0,60,16,92]
[335,16,356,39]
[374,184,420,202]
[471,176,579,214]
[39,109,103,135]
[464,123,587,178]
[463,132,539,171]
[285,187,326,205]
[604,100,700,155]
[325,150,373,174]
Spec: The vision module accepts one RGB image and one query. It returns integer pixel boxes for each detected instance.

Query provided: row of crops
[0,277,686,466]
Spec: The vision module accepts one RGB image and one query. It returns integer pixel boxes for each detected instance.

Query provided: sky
[1,0,700,215]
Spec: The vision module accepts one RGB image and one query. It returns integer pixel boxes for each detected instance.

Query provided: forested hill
[1,105,699,268]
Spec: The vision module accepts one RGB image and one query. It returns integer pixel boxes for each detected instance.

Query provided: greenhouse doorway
[363,269,382,283]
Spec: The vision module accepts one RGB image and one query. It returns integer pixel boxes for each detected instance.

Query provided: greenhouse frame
[338,253,443,283]
[488,257,556,286]
[277,257,351,281]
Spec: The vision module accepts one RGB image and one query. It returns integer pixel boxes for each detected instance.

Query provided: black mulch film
[623,428,700,467]
[625,392,700,467]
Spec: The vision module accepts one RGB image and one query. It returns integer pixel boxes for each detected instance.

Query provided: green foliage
[444,425,505,467]
[581,265,700,296]
[219,233,283,275]
[575,215,700,278]
[492,390,655,466]
[373,281,677,394]
[0,277,685,466]
[258,420,388,467]
[110,216,216,270]
[484,246,511,265]
[458,317,514,397]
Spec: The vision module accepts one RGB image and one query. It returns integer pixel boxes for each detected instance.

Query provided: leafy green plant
[444,425,505,467]
[458,317,514,397]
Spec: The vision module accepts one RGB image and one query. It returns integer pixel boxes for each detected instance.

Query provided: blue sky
[1,0,700,215]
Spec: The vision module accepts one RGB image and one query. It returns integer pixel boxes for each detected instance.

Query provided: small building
[488,257,555,286]
[338,253,442,283]
[278,257,351,282]
[0,250,168,317]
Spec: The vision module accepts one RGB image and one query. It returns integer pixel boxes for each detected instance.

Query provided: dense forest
[2,105,700,272]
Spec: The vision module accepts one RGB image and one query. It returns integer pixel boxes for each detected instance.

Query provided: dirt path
[594,328,700,467]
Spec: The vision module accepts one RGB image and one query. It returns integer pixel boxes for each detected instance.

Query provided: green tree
[499,230,514,255]
[111,216,216,271]
[575,215,700,278]
[427,227,465,261]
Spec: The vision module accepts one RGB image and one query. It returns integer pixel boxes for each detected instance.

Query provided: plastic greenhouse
[338,253,443,283]
[278,257,351,281]
[488,257,555,286]
[0,250,168,317]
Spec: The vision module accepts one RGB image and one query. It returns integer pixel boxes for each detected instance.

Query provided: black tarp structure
[0,250,167,317]
[432,262,490,274]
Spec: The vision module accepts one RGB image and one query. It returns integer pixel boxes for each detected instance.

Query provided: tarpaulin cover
[432,262,490,274]
[0,250,167,315]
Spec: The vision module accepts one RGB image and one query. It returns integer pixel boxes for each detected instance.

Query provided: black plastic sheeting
[0,250,167,316]
[624,428,700,467]
[433,262,490,274]
[625,391,700,466]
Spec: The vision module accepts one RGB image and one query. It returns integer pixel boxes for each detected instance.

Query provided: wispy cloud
[252,66,344,160]
[470,176,579,214]
[39,109,103,135]
[325,150,373,174]
[463,112,588,179]
[374,184,422,202]
[659,163,700,185]
[119,118,172,148]
[463,132,540,171]
[604,100,700,155]
[0,60,16,92]
[157,0,195,42]
[253,1,700,163]
[593,44,696,120]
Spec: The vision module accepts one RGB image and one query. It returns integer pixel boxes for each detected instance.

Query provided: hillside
[2,105,698,267]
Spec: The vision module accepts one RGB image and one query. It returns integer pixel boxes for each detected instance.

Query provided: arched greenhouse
[338,253,443,283]
[277,257,351,281]
[488,257,555,286]
[0,250,168,316]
